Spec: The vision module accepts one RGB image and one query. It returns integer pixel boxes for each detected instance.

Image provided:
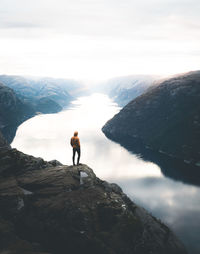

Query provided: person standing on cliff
[70,131,81,166]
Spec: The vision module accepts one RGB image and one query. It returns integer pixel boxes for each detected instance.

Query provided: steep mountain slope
[102,71,200,165]
[0,143,187,254]
[35,97,62,114]
[98,75,157,106]
[0,83,34,143]
[0,130,10,148]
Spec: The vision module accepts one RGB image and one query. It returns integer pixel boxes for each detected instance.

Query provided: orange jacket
[70,136,80,148]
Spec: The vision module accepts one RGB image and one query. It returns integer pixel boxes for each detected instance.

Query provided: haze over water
[12,93,200,254]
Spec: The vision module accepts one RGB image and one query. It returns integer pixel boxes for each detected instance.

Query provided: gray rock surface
[0,146,187,254]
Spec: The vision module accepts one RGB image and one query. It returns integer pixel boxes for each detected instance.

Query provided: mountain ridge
[0,74,85,143]
[102,70,200,166]
[96,75,158,106]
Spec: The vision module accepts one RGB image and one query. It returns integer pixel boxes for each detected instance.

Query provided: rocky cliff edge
[0,145,187,254]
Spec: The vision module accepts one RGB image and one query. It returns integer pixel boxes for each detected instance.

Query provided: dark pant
[72,147,81,165]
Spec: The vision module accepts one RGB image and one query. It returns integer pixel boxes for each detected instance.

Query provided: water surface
[12,93,200,254]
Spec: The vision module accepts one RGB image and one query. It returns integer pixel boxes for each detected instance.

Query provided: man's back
[71,136,80,148]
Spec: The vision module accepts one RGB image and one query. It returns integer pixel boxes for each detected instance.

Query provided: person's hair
[74,131,78,136]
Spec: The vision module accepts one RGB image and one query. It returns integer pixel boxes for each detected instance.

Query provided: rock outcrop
[0,145,187,254]
[102,71,200,166]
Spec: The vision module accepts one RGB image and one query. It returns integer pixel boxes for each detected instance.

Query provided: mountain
[0,143,187,254]
[0,75,84,108]
[102,71,200,166]
[0,75,85,143]
[35,97,62,114]
[0,83,34,143]
[98,75,157,106]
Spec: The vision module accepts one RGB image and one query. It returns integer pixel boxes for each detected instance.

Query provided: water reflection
[116,177,200,254]
[106,134,200,187]
[12,93,200,254]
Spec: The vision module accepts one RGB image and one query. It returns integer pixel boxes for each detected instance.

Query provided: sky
[0,0,199,82]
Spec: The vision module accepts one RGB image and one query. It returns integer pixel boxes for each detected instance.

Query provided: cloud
[0,21,41,29]
[0,0,199,39]
[0,0,199,80]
